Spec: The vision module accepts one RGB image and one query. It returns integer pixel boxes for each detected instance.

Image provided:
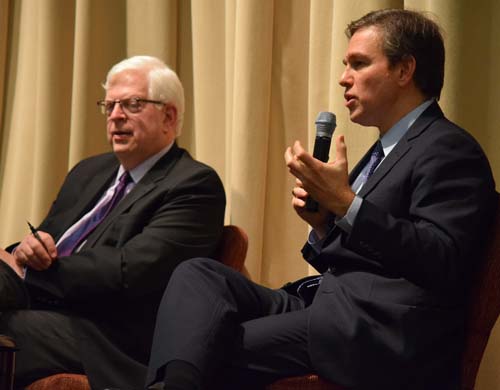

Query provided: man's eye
[128,100,141,109]
[351,61,365,69]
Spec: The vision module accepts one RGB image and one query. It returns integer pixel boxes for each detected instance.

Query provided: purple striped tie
[57,171,131,257]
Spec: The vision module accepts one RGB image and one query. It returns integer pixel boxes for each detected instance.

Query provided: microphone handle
[305,136,332,212]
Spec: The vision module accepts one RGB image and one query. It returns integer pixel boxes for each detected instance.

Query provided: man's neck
[379,91,428,135]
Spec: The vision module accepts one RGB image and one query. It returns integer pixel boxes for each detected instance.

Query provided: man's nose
[108,102,126,120]
[339,68,350,87]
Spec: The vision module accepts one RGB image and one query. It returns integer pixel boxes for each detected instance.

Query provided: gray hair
[104,56,185,135]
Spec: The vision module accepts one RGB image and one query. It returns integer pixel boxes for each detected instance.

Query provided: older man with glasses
[0,55,226,390]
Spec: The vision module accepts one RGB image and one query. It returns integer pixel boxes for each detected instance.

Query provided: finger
[16,239,35,260]
[291,140,305,155]
[292,194,306,209]
[284,146,294,165]
[38,231,58,258]
[26,235,54,266]
[335,135,348,163]
[16,247,49,271]
[29,258,51,271]
[13,248,28,267]
[292,187,308,199]
[291,141,315,166]
[285,145,305,176]
[30,252,53,269]
[22,249,52,270]
[295,178,304,188]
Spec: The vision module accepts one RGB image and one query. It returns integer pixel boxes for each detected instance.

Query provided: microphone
[305,111,337,212]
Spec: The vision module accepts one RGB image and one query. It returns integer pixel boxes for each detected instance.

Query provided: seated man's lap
[0,310,84,387]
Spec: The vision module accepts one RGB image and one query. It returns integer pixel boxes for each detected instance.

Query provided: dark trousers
[0,310,84,389]
[0,262,84,389]
[147,258,314,389]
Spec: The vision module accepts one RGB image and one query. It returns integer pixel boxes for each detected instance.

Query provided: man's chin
[349,111,371,127]
[112,142,131,153]
[349,112,362,125]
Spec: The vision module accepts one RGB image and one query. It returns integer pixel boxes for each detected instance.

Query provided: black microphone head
[315,112,336,138]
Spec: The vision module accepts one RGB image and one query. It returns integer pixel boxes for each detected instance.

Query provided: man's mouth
[111,130,133,143]
[111,130,133,137]
[344,94,356,108]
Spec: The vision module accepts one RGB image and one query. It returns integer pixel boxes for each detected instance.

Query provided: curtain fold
[228,0,274,280]
[69,0,126,167]
[126,0,178,66]
[1,0,43,239]
[0,0,9,145]
[2,1,500,386]
[32,0,75,215]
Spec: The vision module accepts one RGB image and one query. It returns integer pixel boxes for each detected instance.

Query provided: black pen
[27,221,50,253]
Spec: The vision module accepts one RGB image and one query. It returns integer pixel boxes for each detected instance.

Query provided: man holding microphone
[146,9,495,390]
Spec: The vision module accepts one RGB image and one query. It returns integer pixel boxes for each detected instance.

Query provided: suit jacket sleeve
[24,148,226,308]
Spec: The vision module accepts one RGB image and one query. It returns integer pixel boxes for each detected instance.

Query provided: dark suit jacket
[302,103,496,389]
[18,143,226,389]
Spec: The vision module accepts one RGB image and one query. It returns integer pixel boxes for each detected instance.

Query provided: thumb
[335,135,347,164]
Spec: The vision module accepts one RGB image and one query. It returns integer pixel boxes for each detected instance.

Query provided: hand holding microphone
[305,111,337,212]
[285,111,352,224]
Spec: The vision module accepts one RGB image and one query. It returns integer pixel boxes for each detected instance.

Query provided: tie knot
[120,171,131,184]
[113,171,132,198]
[117,171,132,189]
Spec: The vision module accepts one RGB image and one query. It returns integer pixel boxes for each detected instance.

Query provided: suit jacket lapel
[83,144,184,248]
[357,102,444,198]
[356,140,410,197]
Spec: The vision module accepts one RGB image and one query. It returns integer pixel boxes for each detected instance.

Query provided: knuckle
[296,150,306,159]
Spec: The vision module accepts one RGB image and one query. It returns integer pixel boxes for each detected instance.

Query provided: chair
[26,374,90,390]
[25,224,249,390]
[267,193,500,390]
[460,193,500,390]
[214,224,249,274]
[0,335,16,390]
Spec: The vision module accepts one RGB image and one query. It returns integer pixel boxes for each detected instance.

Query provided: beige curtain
[2,0,500,387]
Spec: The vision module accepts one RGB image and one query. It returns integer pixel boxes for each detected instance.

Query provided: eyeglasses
[96,98,165,116]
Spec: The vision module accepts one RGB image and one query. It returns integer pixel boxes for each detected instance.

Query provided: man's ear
[163,104,178,130]
[397,55,416,86]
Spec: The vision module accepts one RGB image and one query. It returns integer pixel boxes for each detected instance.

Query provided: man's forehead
[108,69,148,87]
[106,69,149,97]
[344,27,383,58]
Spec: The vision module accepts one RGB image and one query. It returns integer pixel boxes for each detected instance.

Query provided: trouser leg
[218,308,312,389]
[0,310,84,389]
[0,255,29,310]
[0,251,82,388]
[146,258,308,388]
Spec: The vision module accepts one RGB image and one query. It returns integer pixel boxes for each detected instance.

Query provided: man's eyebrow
[344,52,370,63]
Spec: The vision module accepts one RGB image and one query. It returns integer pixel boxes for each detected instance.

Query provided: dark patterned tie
[360,140,384,184]
[57,171,132,257]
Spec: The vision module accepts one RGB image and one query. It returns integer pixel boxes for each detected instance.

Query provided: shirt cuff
[10,246,27,279]
[335,195,363,234]
[307,229,326,254]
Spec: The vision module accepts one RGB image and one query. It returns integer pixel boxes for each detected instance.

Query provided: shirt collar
[116,141,175,184]
[379,99,434,157]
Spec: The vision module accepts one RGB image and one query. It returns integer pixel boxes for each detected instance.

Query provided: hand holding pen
[27,221,50,253]
[12,222,58,271]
